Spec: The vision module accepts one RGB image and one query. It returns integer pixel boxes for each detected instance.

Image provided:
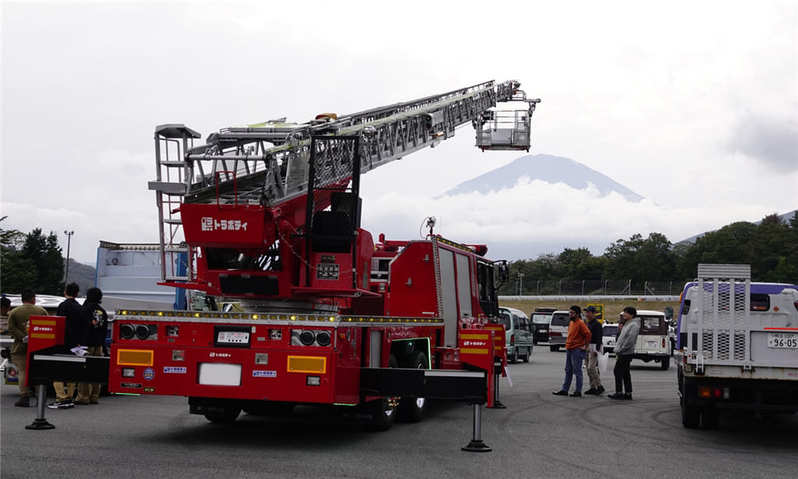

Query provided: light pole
[63,230,74,285]
[518,272,524,296]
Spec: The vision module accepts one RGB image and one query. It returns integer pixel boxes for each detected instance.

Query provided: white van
[548,310,570,351]
[677,264,798,429]
[633,310,672,370]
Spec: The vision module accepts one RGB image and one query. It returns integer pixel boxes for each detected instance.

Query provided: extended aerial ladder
[22,80,542,446]
[148,80,540,303]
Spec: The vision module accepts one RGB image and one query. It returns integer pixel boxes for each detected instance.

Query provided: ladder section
[179,80,525,206]
[148,124,201,282]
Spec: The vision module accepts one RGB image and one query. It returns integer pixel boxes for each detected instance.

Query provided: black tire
[521,347,531,363]
[363,397,396,432]
[550,345,560,352]
[204,407,241,424]
[398,351,429,422]
[508,348,517,363]
[681,399,700,429]
[363,355,399,431]
[702,408,719,429]
[660,357,670,370]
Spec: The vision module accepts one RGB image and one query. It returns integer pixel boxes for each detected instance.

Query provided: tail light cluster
[549,331,562,337]
[291,329,332,347]
[510,334,515,345]
[698,385,730,400]
[119,323,158,341]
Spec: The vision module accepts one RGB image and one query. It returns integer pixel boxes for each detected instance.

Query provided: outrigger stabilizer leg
[26,384,55,430]
[489,361,506,409]
[462,403,491,452]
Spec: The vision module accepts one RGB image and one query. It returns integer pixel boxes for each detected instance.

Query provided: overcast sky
[2,0,797,264]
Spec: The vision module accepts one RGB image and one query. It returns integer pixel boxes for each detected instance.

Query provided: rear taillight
[510,334,515,345]
[794,301,798,312]
[550,331,561,337]
[662,338,666,348]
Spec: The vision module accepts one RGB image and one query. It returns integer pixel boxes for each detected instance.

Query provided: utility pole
[63,230,74,285]
[518,272,525,296]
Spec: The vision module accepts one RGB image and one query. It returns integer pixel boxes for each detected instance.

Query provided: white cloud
[362,178,774,259]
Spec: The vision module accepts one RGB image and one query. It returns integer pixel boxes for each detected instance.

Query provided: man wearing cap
[584,306,605,395]
[7,290,48,407]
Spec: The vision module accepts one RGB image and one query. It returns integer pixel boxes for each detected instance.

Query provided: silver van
[498,307,534,362]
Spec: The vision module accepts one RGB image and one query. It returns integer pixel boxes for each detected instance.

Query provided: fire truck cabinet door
[438,249,458,347]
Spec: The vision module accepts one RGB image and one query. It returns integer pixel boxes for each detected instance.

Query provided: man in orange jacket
[553,305,591,397]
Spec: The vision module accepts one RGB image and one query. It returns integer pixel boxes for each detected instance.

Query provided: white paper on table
[504,366,513,388]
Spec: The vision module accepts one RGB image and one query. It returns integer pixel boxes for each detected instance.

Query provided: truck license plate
[767,333,798,349]
[217,331,250,344]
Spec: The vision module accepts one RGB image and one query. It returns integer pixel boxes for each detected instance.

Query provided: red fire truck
[27,81,540,442]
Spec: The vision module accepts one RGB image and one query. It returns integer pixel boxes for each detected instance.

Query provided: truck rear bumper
[683,376,798,412]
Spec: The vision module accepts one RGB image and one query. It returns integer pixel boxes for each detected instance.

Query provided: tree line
[498,213,798,295]
[1,219,65,295]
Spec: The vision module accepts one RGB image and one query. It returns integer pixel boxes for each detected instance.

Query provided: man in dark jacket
[49,282,86,409]
[75,287,108,405]
[584,306,604,395]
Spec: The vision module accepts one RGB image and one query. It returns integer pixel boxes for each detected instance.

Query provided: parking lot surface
[3,349,798,478]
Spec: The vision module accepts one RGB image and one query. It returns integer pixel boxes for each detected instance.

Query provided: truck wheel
[660,358,670,370]
[204,407,241,424]
[681,400,700,429]
[550,345,560,352]
[522,347,531,363]
[399,351,428,422]
[702,408,719,429]
[364,397,396,432]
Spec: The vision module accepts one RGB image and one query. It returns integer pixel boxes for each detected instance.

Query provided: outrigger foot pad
[462,440,492,452]
[26,419,55,430]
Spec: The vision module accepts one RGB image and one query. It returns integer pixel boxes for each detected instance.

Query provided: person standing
[584,306,604,395]
[553,306,591,397]
[7,290,48,407]
[0,296,11,331]
[75,287,107,405]
[609,306,641,400]
[49,282,87,409]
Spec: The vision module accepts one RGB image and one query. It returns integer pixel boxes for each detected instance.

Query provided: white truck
[676,264,798,429]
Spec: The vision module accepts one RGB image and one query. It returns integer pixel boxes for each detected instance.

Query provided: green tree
[1,219,36,294]
[1,226,65,295]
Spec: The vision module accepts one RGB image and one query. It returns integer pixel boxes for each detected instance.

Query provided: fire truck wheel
[398,351,428,422]
[364,398,396,432]
[204,407,241,424]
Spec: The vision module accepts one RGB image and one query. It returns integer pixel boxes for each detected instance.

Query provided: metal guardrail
[499,295,680,302]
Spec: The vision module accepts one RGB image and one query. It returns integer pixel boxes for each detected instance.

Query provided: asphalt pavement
[3,349,798,479]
